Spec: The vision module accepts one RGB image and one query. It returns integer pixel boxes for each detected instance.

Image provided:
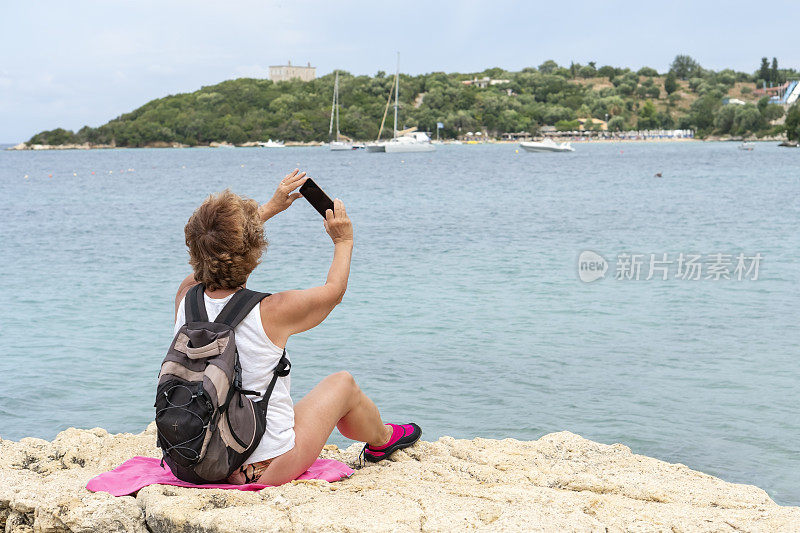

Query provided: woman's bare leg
[256,371,392,485]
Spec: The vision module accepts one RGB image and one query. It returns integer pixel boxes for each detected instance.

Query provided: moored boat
[520,138,574,153]
[258,140,285,148]
[328,71,353,151]
[330,141,354,151]
[384,132,435,153]
[369,53,435,154]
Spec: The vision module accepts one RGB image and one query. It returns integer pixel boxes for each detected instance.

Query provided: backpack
[154,283,291,483]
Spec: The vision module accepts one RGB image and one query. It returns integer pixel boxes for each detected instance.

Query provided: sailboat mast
[328,71,337,142]
[376,81,394,141]
[393,52,399,138]
[335,72,340,141]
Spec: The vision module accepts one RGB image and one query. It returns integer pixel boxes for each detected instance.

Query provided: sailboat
[329,71,353,151]
[367,54,435,153]
[328,70,353,152]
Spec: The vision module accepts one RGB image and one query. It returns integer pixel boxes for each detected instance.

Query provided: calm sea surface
[1,143,798,504]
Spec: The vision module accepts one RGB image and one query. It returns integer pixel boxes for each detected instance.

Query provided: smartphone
[299,178,335,218]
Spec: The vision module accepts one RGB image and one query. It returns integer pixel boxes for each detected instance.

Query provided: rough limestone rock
[1,424,797,532]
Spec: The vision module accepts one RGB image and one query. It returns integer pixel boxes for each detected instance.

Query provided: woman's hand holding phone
[324,199,353,245]
[266,171,351,244]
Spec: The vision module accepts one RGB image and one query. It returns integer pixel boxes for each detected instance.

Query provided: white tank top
[174,292,295,463]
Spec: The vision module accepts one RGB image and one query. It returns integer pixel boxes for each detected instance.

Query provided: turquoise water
[1,143,798,504]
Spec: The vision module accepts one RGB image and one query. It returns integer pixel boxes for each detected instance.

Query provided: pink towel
[86,456,354,496]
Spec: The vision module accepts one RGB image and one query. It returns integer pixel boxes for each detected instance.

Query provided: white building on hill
[269,61,316,82]
[461,76,511,88]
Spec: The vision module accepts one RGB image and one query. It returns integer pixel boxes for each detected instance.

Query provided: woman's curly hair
[184,190,267,291]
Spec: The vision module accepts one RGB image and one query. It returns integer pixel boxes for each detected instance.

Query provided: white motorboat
[520,138,574,153]
[367,132,435,152]
[328,71,353,151]
[330,141,354,151]
[384,132,435,152]
[738,142,754,151]
[258,139,285,148]
[369,53,435,154]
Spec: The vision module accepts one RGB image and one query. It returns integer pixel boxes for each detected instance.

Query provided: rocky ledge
[0,424,797,532]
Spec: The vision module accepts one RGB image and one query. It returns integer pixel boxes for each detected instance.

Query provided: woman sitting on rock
[174,170,421,485]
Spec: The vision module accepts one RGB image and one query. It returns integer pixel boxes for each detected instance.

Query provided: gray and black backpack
[155,283,290,483]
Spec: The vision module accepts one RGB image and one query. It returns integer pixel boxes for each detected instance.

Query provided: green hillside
[27,56,800,146]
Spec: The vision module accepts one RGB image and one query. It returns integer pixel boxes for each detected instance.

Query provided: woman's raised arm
[262,199,353,347]
[258,169,307,222]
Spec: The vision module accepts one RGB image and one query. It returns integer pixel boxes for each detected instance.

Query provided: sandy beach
[1,423,798,532]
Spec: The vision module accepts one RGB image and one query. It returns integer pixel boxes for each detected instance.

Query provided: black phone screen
[299,178,335,218]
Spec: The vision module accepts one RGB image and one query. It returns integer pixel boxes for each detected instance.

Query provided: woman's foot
[362,423,422,463]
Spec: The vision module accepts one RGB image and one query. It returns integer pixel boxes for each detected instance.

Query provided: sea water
[0,142,798,504]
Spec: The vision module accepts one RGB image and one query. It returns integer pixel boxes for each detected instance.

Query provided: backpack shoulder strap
[214,288,271,328]
[184,283,209,323]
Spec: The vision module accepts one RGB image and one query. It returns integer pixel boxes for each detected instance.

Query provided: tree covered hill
[27,56,800,146]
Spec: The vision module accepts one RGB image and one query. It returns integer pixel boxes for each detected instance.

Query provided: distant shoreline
[8,137,790,151]
[5,140,324,151]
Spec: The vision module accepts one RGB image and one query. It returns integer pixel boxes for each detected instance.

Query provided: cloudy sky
[2,0,798,142]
